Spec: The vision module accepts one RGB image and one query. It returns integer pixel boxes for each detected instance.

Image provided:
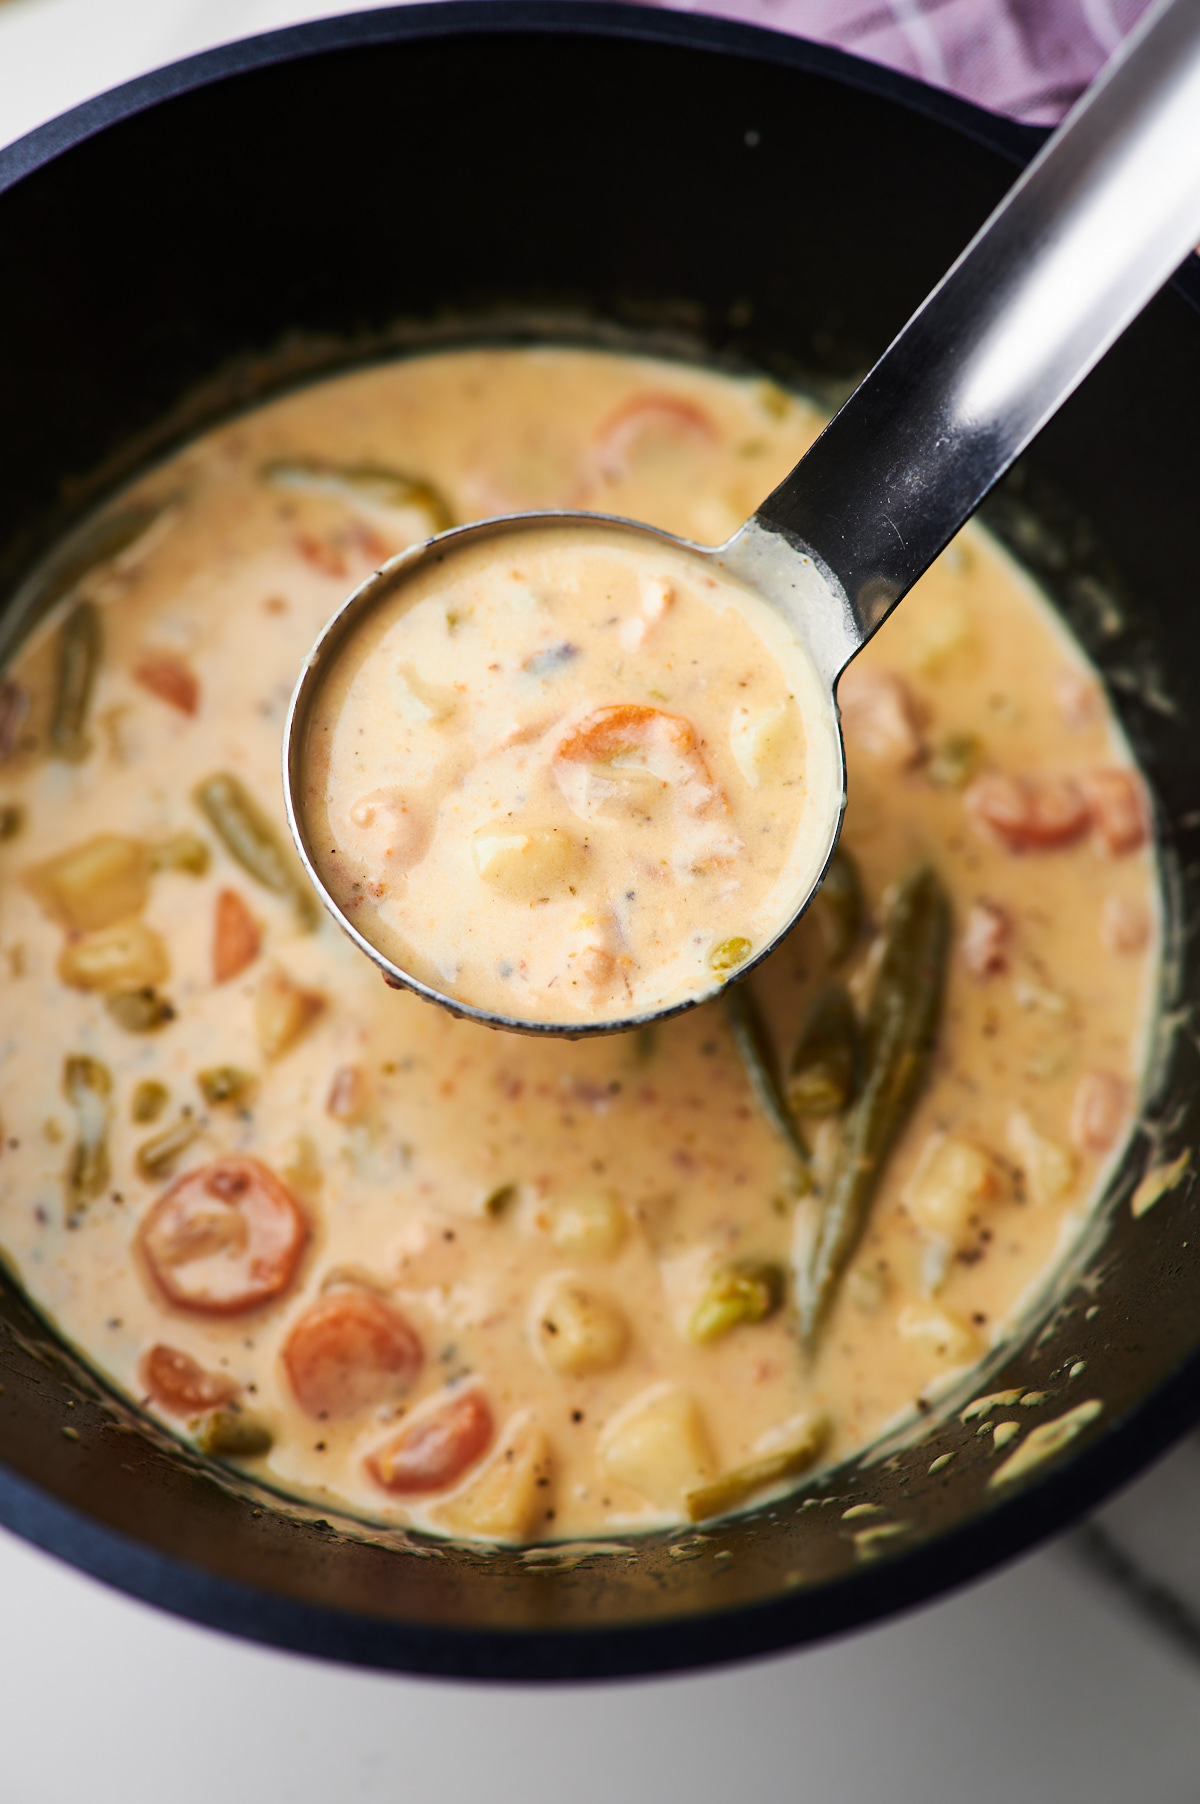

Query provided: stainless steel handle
[751,0,1200,661]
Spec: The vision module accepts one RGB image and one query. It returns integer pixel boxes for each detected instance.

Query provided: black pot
[1,2,1198,1683]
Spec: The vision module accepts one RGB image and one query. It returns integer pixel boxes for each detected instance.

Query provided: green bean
[105,988,176,1033]
[135,1116,200,1182]
[63,1054,112,1220]
[786,985,861,1118]
[689,1259,785,1343]
[194,771,319,929]
[816,846,864,967]
[927,732,983,790]
[261,459,454,533]
[196,1065,256,1107]
[194,1406,273,1459]
[50,600,102,762]
[709,936,753,976]
[131,1079,169,1124]
[148,831,211,876]
[483,1183,518,1218]
[797,866,951,1348]
[722,982,810,1169]
[685,1416,830,1522]
[31,499,168,621]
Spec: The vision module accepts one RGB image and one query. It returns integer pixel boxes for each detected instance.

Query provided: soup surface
[0,348,1156,1542]
[299,519,842,1024]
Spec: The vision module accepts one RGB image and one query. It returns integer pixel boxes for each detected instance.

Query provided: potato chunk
[598,1384,714,1510]
[904,1134,999,1245]
[255,967,326,1060]
[472,826,581,900]
[27,834,150,932]
[532,1279,628,1375]
[1008,1110,1077,1205]
[432,1417,553,1542]
[547,1192,626,1260]
[58,919,169,993]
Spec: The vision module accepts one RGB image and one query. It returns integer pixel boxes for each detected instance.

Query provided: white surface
[1,4,1198,1798]
[3,1504,1200,1804]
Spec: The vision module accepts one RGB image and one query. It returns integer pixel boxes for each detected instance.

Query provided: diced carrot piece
[294,531,348,577]
[132,650,199,716]
[213,887,260,984]
[283,1290,423,1418]
[966,774,1089,850]
[140,1343,238,1414]
[1082,768,1148,856]
[138,1156,308,1315]
[366,1387,494,1495]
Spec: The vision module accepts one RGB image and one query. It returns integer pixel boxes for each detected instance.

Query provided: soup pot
[1,1,1198,1682]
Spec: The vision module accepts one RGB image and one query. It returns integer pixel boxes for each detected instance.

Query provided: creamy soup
[299,521,842,1024]
[0,348,1156,1543]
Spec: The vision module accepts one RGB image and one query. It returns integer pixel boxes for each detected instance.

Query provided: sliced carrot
[213,887,260,984]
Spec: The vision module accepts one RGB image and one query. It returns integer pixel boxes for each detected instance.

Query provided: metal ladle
[285,0,1200,1037]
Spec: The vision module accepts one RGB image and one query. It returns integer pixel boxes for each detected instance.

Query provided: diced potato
[432,1418,552,1542]
[255,967,325,1060]
[27,834,150,932]
[533,1280,628,1375]
[896,1304,980,1363]
[897,584,971,673]
[1008,1110,1077,1205]
[903,1133,999,1245]
[548,1192,626,1260]
[728,701,798,789]
[598,1384,714,1510]
[471,827,580,900]
[58,919,169,993]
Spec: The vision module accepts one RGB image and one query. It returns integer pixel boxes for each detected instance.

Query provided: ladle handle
[752,0,1200,657]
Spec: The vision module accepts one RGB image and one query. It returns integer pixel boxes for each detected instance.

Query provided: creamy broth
[0,347,1157,1542]
[301,522,842,1023]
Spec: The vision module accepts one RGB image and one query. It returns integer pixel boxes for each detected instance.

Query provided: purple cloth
[644,0,1156,120]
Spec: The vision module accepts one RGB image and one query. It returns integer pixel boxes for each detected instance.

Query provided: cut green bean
[816,846,865,967]
[194,771,319,929]
[148,831,211,876]
[194,1406,273,1459]
[131,1079,169,1124]
[105,988,176,1033]
[63,1054,112,1220]
[927,732,983,790]
[50,600,102,763]
[483,1182,518,1218]
[685,1416,830,1522]
[709,936,753,976]
[797,866,951,1347]
[261,459,454,533]
[787,985,861,1117]
[30,499,168,623]
[722,983,810,1170]
[135,1116,200,1182]
[689,1259,785,1343]
[196,1065,256,1107]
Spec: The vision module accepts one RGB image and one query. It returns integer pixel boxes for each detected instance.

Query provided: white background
[2,4,1199,1798]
